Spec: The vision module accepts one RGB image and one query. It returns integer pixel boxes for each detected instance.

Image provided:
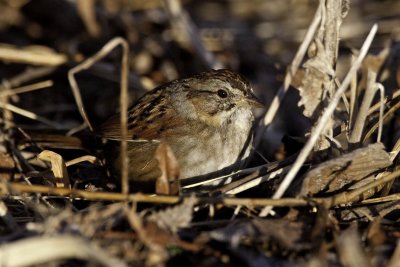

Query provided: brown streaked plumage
[100,69,262,185]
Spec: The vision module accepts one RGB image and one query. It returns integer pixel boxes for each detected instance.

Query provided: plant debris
[1,0,400,266]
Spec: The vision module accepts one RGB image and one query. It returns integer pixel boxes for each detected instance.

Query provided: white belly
[174,109,253,179]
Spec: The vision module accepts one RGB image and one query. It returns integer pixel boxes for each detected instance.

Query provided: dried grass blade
[260,24,378,217]
[0,102,62,129]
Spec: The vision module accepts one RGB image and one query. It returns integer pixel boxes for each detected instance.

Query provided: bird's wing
[99,87,185,141]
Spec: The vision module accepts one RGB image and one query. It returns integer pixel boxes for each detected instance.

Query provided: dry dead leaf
[38,150,70,189]
[297,41,335,151]
[300,143,392,196]
[155,143,180,195]
[298,48,332,117]
[148,196,196,233]
[297,20,337,117]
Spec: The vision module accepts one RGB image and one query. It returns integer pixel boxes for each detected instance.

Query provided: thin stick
[364,91,400,142]
[119,40,130,195]
[1,66,56,89]
[349,55,358,128]
[263,3,322,126]
[65,155,100,167]
[253,3,322,147]
[360,194,400,204]
[0,102,62,129]
[224,167,288,195]
[0,43,67,66]
[260,24,378,217]
[0,80,53,97]
[325,168,400,207]
[331,88,400,140]
[349,70,377,144]
[67,38,130,194]
[2,182,309,207]
[368,88,400,115]
[376,83,385,142]
[68,38,128,132]
[3,166,399,209]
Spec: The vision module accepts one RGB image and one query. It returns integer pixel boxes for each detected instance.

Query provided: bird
[100,69,263,188]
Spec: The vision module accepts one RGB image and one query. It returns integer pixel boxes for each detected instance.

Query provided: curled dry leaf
[297,47,331,117]
[38,150,70,189]
[297,42,335,151]
[300,143,392,196]
[297,39,335,118]
[154,142,180,195]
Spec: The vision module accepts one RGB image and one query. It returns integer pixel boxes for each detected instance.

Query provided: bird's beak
[246,92,264,108]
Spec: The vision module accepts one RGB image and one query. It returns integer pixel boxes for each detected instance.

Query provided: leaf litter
[1,0,400,266]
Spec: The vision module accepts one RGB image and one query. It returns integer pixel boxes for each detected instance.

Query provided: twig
[3,164,399,209]
[360,194,400,205]
[119,40,130,195]
[67,37,130,194]
[253,2,322,147]
[264,3,322,125]
[2,182,309,207]
[324,0,343,67]
[0,66,56,89]
[260,24,378,217]
[331,88,400,141]
[0,102,63,129]
[224,166,289,195]
[368,88,400,115]
[181,154,296,189]
[363,90,400,142]
[0,80,53,97]
[349,70,378,144]
[376,83,385,142]
[0,43,67,66]
[324,168,400,207]
[68,37,128,132]
[65,155,100,167]
[349,55,358,128]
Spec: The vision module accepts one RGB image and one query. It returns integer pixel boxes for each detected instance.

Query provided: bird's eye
[217,89,228,98]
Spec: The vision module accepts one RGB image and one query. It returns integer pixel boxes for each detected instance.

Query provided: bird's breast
[168,109,254,179]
